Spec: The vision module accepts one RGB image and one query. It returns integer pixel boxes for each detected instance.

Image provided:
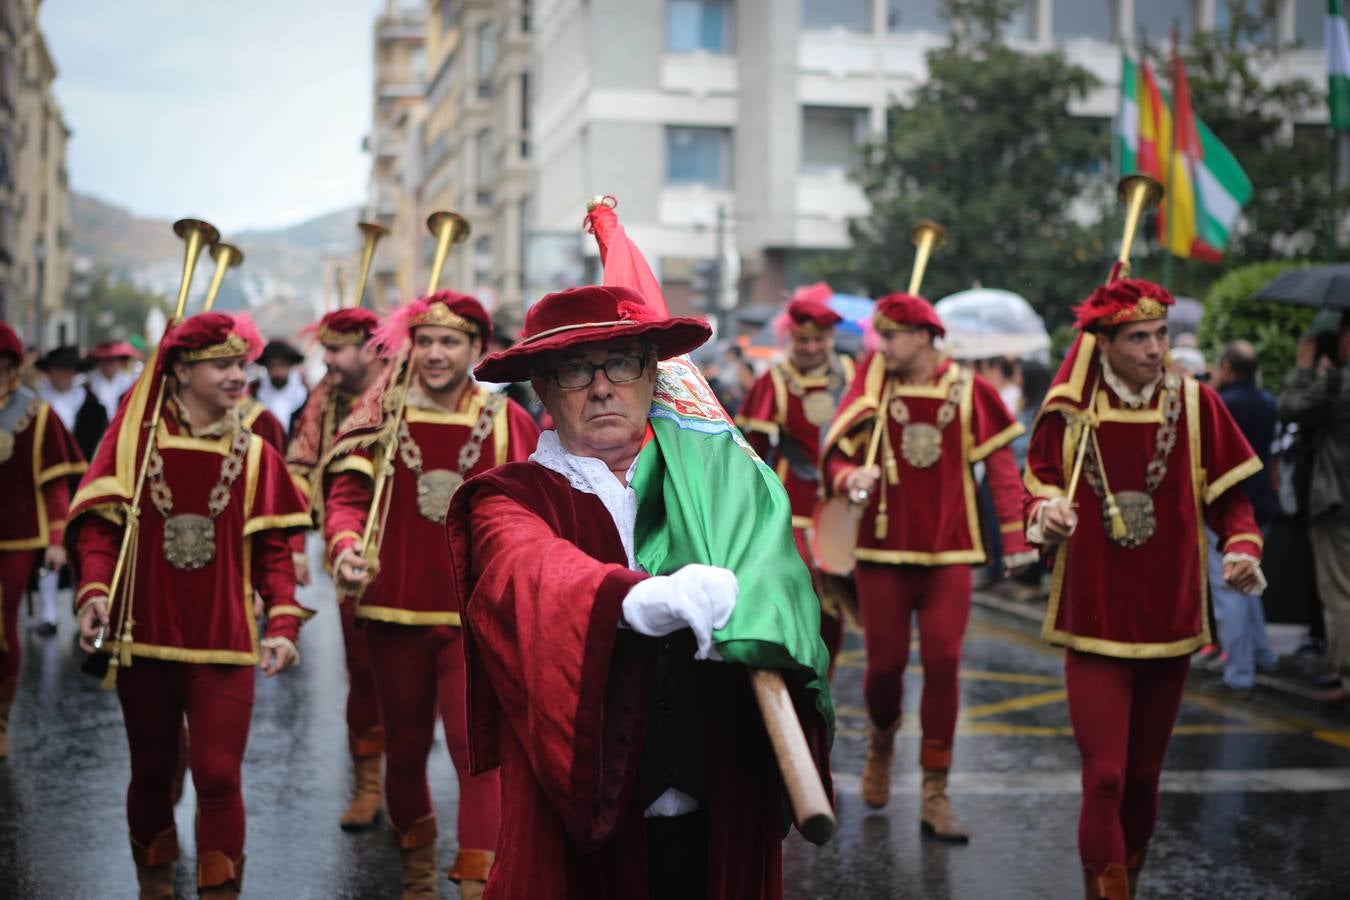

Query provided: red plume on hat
[1071,278,1174,331]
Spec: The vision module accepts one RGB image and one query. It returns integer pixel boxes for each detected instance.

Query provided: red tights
[0,551,37,682]
[365,622,500,852]
[855,563,971,767]
[340,601,382,753]
[1064,650,1190,870]
[117,659,254,879]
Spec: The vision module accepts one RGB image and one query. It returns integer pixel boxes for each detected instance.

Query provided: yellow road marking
[960,689,1068,720]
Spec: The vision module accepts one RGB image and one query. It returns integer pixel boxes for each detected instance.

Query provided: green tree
[810,0,1112,330]
[81,269,168,344]
[1196,261,1319,388]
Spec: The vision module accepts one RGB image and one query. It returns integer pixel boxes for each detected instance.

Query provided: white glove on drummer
[622,564,738,660]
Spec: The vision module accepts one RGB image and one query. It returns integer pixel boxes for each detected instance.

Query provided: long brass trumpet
[352,221,388,309]
[425,211,471,293]
[96,217,218,689]
[202,242,244,312]
[907,221,946,296]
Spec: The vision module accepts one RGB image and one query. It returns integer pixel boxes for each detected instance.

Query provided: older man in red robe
[1024,279,1263,900]
[70,312,312,900]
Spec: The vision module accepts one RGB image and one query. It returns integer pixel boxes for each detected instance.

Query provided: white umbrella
[933,288,1051,362]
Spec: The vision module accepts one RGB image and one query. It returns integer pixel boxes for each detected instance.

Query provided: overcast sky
[41,0,383,232]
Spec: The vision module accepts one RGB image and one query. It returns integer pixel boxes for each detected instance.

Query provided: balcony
[377,13,425,42]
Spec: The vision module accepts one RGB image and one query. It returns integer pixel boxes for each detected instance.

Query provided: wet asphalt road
[3,537,1350,898]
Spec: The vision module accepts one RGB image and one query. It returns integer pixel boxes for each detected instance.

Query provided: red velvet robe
[70,399,313,661]
[285,380,352,509]
[323,382,539,625]
[446,463,812,900]
[1024,336,1262,657]
[0,388,85,553]
[821,352,1031,565]
[738,356,856,532]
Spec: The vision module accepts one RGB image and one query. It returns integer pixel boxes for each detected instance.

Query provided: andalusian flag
[585,201,834,733]
[1330,0,1350,130]
[1117,51,1253,262]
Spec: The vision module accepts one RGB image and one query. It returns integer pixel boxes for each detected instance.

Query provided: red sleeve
[464,490,651,850]
[323,467,372,567]
[42,477,71,546]
[73,514,121,612]
[1022,410,1069,527]
[969,376,1022,458]
[289,531,306,555]
[984,445,1032,557]
[251,409,288,455]
[736,372,780,440]
[253,527,310,642]
[822,439,863,499]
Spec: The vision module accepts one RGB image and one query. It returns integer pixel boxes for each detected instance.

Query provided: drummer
[737,283,856,671]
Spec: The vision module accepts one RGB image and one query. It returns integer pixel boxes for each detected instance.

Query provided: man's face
[533,339,655,457]
[788,328,833,372]
[175,357,248,417]
[265,359,293,388]
[97,359,123,379]
[877,326,930,375]
[323,342,375,393]
[1100,319,1168,391]
[412,325,479,393]
[47,366,77,391]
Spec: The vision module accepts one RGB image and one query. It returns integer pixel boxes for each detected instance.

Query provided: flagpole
[1330,130,1339,261]
[1161,24,1180,291]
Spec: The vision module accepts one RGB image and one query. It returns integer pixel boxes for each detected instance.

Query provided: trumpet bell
[911,220,947,249]
[171,219,220,320]
[1118,174,1164,210]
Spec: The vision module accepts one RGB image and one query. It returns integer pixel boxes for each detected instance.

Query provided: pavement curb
[970,590,1332,706]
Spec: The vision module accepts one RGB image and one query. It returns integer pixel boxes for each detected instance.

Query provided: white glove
[622,564,738,660]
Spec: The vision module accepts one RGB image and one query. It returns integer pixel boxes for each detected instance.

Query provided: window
[440,0,454,33]
[666,126,733,187]
[667,0,735,52]
[476,128,495,205]
[521,0,532,33]
[804,0,872,32]
[1214,0,1274,45]
[886,0,944,34]
[1002,0,1033,40]
[1295,0,1326,47]
[801,106,867,174]
[476,22,496,98]
[519,73,532,158]
[1051,0,1113,42]
[1135,0,1193,42]
[474,236,493,287]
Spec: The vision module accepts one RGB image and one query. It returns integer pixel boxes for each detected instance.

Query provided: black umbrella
[1251,265,1350,311]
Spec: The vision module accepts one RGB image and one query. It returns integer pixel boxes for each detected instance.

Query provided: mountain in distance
[71,192,361,337]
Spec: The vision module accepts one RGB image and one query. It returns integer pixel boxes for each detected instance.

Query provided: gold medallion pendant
[0,430,13,465]
[900,423,943,468]
[801,390,835,426]
[163,514,217,570]
[417,469,463,523]
[1104,491,1157,548]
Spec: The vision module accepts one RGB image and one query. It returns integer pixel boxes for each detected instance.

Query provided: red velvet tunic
[445,463,823,900]
[1024,343,1262,658]
[738,356,855,530]
[821,353,1031,565]
[70,400,313,662]
[0,389,85,552]
[323,383,539,626]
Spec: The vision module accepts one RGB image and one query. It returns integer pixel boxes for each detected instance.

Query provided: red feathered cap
[1072,278,1174,332]
[373,290,493,355]
[162,312,264,364]
[87,340,143,362]
[786,297,842,334]
[0,322,23,363]
[873,292,945,338]
[313,308,381,346]
[475,285,711,383]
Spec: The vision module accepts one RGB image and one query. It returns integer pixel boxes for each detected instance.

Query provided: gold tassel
[874,510,888,541]
[100,656,120,691]
[1105,494,1128,543]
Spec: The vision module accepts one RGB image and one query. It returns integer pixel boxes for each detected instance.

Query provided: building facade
[0,0,71,349]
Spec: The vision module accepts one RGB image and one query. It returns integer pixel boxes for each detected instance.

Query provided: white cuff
[261,635,300,665]
[1025,497,1065,545]
[1221,552,1268,595]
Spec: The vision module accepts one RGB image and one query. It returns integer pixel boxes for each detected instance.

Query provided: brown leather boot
[1083,863,1130,900]
[131,827,179,900]
[1125,847,1147,899]
[0,677,17,759]
[919,769,969,843]
[449,847,495,899]
[340,753,383,830]
[197,851,244,899]
[861,719,899,808]
[134,862,174,900]
[400,842,439,899]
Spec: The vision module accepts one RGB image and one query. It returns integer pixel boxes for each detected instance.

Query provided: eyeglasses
[548,354,649,390]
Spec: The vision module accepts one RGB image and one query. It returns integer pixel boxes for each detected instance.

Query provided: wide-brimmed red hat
[475,285,711,383]
[163,312,264,364]
[310,308,381,346]
[1072,278,1174,332]
[0,323,22,364]
[873,293,945,338]
[87,340,143,362]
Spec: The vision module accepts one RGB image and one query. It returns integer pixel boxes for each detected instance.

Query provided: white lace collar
[529,430,639,569]
[1100,355,1161,410]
